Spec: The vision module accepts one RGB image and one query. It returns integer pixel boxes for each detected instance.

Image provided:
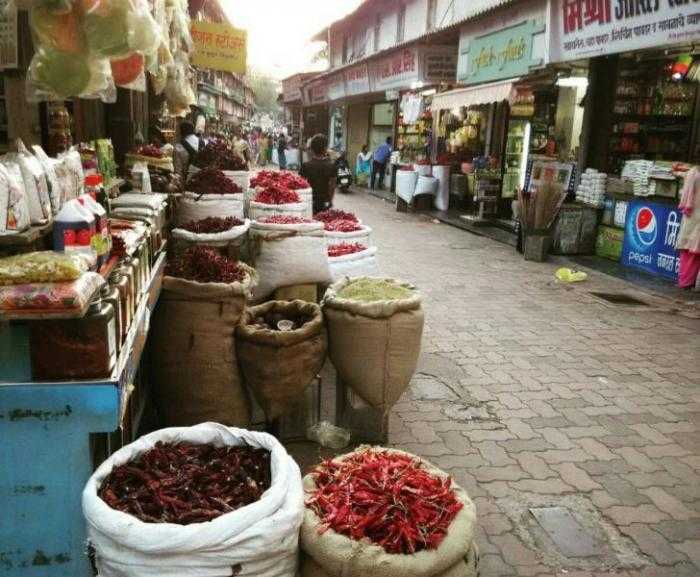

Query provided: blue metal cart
[0,252,165,577]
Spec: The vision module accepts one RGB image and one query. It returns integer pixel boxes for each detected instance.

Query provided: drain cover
[589,292,649,306]
[530,507,601,558]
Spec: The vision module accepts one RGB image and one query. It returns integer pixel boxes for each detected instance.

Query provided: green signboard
[459,20,543,85]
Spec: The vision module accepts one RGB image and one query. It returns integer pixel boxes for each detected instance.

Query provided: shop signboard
[305,78,329,106]
[621,200,681,281]
[191,22,247,74]
[369,48,420,92]
[282,76,303,103]
[344,63,370,96]
[423,47,458,83]
[327,73,347,101]
[549,0,700,62]
[459,20,543,84]
[0,3,17,69]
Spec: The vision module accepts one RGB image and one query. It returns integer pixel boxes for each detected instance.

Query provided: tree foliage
[248,69,281,114]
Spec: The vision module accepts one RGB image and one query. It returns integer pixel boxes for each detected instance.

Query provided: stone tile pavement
[331,190,700,577]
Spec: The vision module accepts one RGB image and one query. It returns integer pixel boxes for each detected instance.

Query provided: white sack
[328,246,379,282]
[432,165,450,211]
[222,170,250,192]
[178,193,244,225]
[82,423,304,577]
[0,163,30,234]
[172,218,250,247]
[248,220,331,300]
[415,175,438,196]
[249,201,307,222]
[396,170,418,203]
[413,164,432,176]
[324,224,372,247]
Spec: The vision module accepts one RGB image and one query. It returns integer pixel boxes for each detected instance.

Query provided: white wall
[404,1,428,41]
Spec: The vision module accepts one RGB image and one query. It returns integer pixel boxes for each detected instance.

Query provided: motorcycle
[335,153,352,193]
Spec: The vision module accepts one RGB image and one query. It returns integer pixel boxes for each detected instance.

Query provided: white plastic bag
[178,193,244,224]
[432,165,450,211]
[328,246,379,282]
[413,163,432,176]
[249,200,308,222]
[172,218,250,247]
[415,175,438,196]
[248,220,331,300]
[0,162,30,234]
[82,423,304,577]
[396,170,418,204]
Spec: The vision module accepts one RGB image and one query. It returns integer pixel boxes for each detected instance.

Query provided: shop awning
[431,79,520,112]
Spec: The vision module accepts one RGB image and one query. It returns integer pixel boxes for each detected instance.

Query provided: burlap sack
[236,300,327,420]
[150,265,257,427]
[300,448,478,577]
[322,277,423,410]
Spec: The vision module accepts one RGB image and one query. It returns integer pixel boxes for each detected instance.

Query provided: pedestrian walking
[355,144,372,187]
[371,137,392,190]
[277,133,287,170]
[676,165,700,288]
[300,133,336,214]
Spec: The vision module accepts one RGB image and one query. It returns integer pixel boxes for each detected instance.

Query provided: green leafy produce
[34,51,92,97]
[337,278,413,302]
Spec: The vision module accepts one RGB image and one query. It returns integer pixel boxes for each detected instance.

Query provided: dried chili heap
[324,219,362,233]
[99,442,271,525]
[314,209,359,224]
[253,184,301,205]
[187,168,242,196]
[181,216,244,234]
[167,246,247,284]
[307,449,463,554]
[328,242,367,257]
[198,139,247,171]
[250,170,309,190]
[135,144,164,158]
[259,215,313,224]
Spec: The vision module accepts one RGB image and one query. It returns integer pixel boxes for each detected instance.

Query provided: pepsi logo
[634,207,657,246]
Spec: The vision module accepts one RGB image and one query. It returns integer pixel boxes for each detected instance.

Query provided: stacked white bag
[178,192,245,225]
[575,169,607,207]
[396,170,418,203]
[82,423,304,577]
[328,245,379,282]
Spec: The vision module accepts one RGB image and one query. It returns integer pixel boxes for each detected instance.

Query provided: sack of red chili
[172,217,251,248]
[324,223,372,250]
[248,220,331,300]
[321,277,423,411]
[327,245,379,283]
[82,423,304,577]
[300,447,478,577]
[150,259,258,427]
[236,300,327,420]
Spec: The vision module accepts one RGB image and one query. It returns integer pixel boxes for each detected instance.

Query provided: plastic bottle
[79,194,110,269]
[52,199,97,269]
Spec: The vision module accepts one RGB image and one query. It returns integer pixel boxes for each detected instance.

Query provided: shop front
[549,0,700,283]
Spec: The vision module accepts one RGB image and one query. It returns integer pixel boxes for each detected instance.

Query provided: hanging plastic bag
[82,0,132,59]
[110,52,146,91]
[555,268,588,283]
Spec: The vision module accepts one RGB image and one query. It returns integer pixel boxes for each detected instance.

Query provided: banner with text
[192,22,247,74]
[550,0,700,62]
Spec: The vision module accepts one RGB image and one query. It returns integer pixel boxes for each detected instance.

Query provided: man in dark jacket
[300,134,336,214]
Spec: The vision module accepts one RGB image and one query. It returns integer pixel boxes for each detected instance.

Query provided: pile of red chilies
[314,209,359,224]
[259,215,313,224]
[167,246,247,284]
[198,139,247,171]
[135,144,164,159]
[307,450,463,554]
[253,184,301,205]
[181,216,244,234]
[250,170,309,190]
[324,219,362,232]
[187,168,242,196]
[99,442,271,525]
[328,242,367,257]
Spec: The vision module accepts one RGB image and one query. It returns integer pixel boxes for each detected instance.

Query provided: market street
[333,189,700,577]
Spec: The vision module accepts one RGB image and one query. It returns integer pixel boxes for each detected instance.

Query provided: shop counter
[0,250,166,577]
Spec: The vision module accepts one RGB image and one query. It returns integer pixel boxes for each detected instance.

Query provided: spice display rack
[0,250,166,577]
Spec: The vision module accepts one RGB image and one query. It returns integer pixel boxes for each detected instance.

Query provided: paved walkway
[332,190,700,577]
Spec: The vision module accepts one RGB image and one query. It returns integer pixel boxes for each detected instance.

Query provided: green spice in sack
[337,278,413,302]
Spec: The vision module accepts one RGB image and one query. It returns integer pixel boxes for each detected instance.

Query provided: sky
[222,0,363,79]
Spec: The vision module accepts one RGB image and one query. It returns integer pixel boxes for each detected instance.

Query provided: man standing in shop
[300,134,336,213]
[371,137,392,190]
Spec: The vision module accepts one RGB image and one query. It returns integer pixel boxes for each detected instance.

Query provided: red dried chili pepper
[253,184,301,205]
[181,216,245,234]
[167,246,247,284]
[306,449,463,554]
[327,242,367,258]
[314,209,359,224]
[324,219,362,232]
[198,139,247,171]
[187,168,242,196]
[98,442,271,525]
[250,170,309,190]
[258,215,313,224]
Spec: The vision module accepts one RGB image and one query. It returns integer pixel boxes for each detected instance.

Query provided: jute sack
[171,218,250,248]
[322,277,423,410]
[300,448,478,577]
[236,300,327,420]
[150,265,257,427]
[178,192,244,225]
[249,200,307,222]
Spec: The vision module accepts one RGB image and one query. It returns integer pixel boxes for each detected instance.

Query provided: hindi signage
[459,20,543,84]
[191,22,247,74]
[305,78,329,105]
[369,48,420,91]
[327,73,347,101]
[621,199,681,281]
[344,63,370,96]
[550,0,700,62]
[282,75,303,103]
[424,47,458,83]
